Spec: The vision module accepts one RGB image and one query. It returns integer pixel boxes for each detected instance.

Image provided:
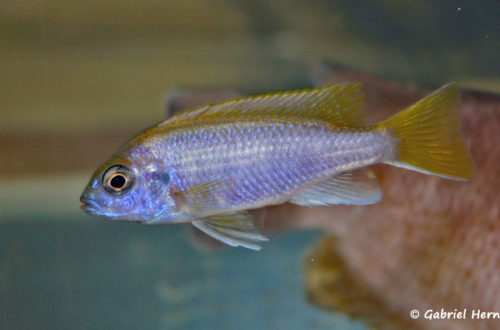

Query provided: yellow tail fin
[378,83,474,180]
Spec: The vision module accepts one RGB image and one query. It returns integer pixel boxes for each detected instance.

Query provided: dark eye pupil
[110,175,126,189]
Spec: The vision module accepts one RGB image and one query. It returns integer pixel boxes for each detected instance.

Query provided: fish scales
[134,120,392,213]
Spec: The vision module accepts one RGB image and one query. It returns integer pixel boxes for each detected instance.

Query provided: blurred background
[0,1,498,329]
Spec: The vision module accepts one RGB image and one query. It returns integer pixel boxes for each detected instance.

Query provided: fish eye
[102,165,134,194]
[110,173,126,189]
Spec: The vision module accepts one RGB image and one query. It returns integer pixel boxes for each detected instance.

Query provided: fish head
[80,157,174,222]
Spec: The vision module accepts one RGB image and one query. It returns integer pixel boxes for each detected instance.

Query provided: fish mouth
[80,198,105,216]
[80,197,144,221]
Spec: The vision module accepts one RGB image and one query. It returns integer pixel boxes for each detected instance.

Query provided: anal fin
[290,168,382,206]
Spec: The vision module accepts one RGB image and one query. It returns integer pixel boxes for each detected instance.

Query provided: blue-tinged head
[80,156,174,222]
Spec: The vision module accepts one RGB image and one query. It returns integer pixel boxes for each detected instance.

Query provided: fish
[80,82,474,250]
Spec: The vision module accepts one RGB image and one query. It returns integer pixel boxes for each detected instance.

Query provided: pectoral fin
[290,168,382,206]
[175,178,227,212]
[192,212,268,251]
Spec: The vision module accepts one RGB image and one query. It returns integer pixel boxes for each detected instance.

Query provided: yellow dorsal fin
[168,83,366,127]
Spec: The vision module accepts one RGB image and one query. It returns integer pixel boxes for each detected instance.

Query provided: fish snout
[80,194,102,214]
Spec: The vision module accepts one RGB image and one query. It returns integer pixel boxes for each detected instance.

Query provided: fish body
[81,83,473,250]
[136,120,390,216]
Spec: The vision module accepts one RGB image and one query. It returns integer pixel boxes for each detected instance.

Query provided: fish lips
[80,197,105,216]
[80,196,149,221]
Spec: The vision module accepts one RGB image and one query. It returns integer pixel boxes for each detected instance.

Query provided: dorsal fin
[167,83,366,128]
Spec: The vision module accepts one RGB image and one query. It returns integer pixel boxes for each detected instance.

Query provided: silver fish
[81,82,473,250]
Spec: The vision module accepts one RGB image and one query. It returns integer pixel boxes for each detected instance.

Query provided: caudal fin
[377,83,474,180]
